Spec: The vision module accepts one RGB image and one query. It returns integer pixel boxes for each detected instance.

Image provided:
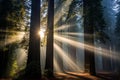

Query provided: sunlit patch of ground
[55,72,103,80]
[55,73,80,80]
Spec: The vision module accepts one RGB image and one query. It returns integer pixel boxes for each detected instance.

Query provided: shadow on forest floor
[96,72,120,80]
[1,72,119,80]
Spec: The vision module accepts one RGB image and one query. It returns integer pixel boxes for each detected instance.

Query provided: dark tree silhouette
[84,0,95,75]
[25,0,41,79]
[115,1,120,76]
[84,0,106,75]
[45,0,54,77]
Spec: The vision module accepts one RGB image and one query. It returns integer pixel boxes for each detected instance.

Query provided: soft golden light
[38,28,46,40]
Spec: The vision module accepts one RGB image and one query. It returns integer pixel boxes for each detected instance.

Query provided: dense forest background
[0,0,120,79]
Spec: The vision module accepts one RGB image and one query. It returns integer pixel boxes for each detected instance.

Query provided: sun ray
[54,57,62,72]
[61,32,93,38]
[54,24,72,31]
[54,34,120,61]
[54,43,83,72]
[54,0,73,25]
[0,31,25,47]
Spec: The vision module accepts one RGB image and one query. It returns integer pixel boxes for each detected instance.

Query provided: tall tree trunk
[0,0,9,77]
[0,48,9,77]
[25,0,41,79]
[102,44,112,71]
[84,0,96,75]
[45,0,54,77]
[0,17,9,78]
[58,41,64,72]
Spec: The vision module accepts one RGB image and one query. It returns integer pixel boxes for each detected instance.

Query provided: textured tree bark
[25,0,41,79]
[45,0,54,77]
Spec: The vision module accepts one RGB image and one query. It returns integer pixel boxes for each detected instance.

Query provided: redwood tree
[84,0,106,75]
[45,0,54,77]
[25,0,41,79]
[84,0,95,75]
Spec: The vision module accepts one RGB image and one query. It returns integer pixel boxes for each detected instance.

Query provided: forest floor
[96,72,119,80]
[54,72,103,80]
[0,72,119,80]
[41,72,119,80]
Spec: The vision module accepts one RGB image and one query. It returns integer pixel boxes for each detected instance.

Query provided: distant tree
[115,2,120,47]
[45,0,54,77]
[115,0,120,76]
[84,0,106,75]
[101,0,117,72]
[25,0,41,79]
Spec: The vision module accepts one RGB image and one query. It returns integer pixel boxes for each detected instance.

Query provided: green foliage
[0,0,30,78]
[9,60,18,77]
[0,0,26,30]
